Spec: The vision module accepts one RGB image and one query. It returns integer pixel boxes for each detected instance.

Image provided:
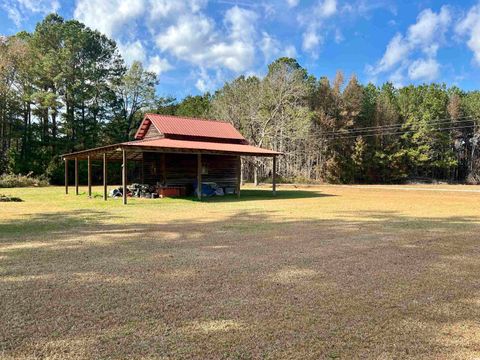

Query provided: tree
[312,76,336,181]
[0,14,125,181]
[398,84,456,180]
[113,61,157,141]
[463,91,480,182]
[211,75,263,183]
[370,83,404,182]
[153,96,178,115]
[352,136,368,182]
[0,36,26,172]
[176,94,211,117]
[211,58,311,183]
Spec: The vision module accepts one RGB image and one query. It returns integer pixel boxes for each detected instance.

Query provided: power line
[318,116,476,133]
[326,124,478,140]
[322,117,476,135]
[325,119,475,137]
[319,115,477,136]
[328,125,477,140]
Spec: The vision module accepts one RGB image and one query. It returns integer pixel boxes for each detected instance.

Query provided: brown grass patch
[1,185,480,358]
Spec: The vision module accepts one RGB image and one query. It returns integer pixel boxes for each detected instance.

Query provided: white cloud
[408,58,440,81]
[1,4,22,26]
[148,0,205,19]
[302,28,321,52]
[75,0,203,76]
[317,0,336,18]
[72,0,274,86]
[260,32,277,59]
[209,41,255,72]
[155,6,258,72]
[298,0,337,56]
[286,0,299,8]
[334,28,344,43]
[74,0,145,37]
[195,75,211,93]
[284,45,297,58]
[118,40,146,65]
[147,55,173,75]
[2,0,59,26]
[16,0,60,13]
[155,14,214,59]
[456,3,480,64]
[260,32,297,62]
[341,0,397,18]
[389,67,405,88]
[225,5,257,42]
[407,7,451,54]
[195,68,223,93]
[368,6,451,82]
[146,0,207,35]
[76,0,206,35]
[376,33,410,73]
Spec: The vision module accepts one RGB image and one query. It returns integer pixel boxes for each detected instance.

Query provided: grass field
[2,185,480,359]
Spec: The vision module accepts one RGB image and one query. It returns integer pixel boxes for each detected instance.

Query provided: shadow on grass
[0,210,121,240]
[1,208,480,358]
[71,189,333,203]
[190,189,335,202]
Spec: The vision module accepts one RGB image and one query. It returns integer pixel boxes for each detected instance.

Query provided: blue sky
[1,0,479,99]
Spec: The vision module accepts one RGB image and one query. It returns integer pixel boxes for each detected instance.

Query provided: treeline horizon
[1,14,480,185]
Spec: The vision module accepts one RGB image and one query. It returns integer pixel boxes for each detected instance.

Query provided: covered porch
[62,141,279,205]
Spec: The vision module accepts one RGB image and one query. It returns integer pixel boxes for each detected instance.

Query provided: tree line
[212,59,480,184]
[1,14,480,185]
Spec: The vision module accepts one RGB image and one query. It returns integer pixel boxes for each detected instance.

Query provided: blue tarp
[193,181,217,197]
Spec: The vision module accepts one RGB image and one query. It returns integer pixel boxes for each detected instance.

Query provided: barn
[62,114,280,204]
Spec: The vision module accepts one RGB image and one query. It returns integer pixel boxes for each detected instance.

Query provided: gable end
[135,117,163,140]
[144,124,162,139]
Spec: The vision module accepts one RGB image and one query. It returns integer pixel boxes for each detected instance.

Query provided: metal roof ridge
[145,113,232,125]
[122,136,164,145]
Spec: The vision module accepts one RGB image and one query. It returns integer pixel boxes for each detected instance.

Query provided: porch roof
[62,137,280,161]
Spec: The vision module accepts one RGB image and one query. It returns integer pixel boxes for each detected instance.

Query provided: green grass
[2,185,480,359]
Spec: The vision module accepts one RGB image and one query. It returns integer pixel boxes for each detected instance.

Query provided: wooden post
[197,153,202,200]
[141,152,145,184]
[161,153,166,185]
[122,149,127,205]
[240,157,244,186]
[75,157,79,195]
[103,153,107,201]
[236,156,241,198]
[87,155,92,198]
[64,158,68,194]
[272,156,277,196]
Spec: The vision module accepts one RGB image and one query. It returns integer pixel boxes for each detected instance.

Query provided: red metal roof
[135,114,246,141]
[122,138,280,156]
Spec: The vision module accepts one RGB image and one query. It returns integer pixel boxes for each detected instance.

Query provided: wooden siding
[142,152,166,185]
[141,152,238,194]
[202,154,238,189]
[163,134,248,144]
[144,124,162,139]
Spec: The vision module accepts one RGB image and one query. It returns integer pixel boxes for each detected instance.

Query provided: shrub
[466,173,480,185]
[46,157,65,185]
[0,172,49,188]
[0,194,23,202]
[259,175,322,185]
